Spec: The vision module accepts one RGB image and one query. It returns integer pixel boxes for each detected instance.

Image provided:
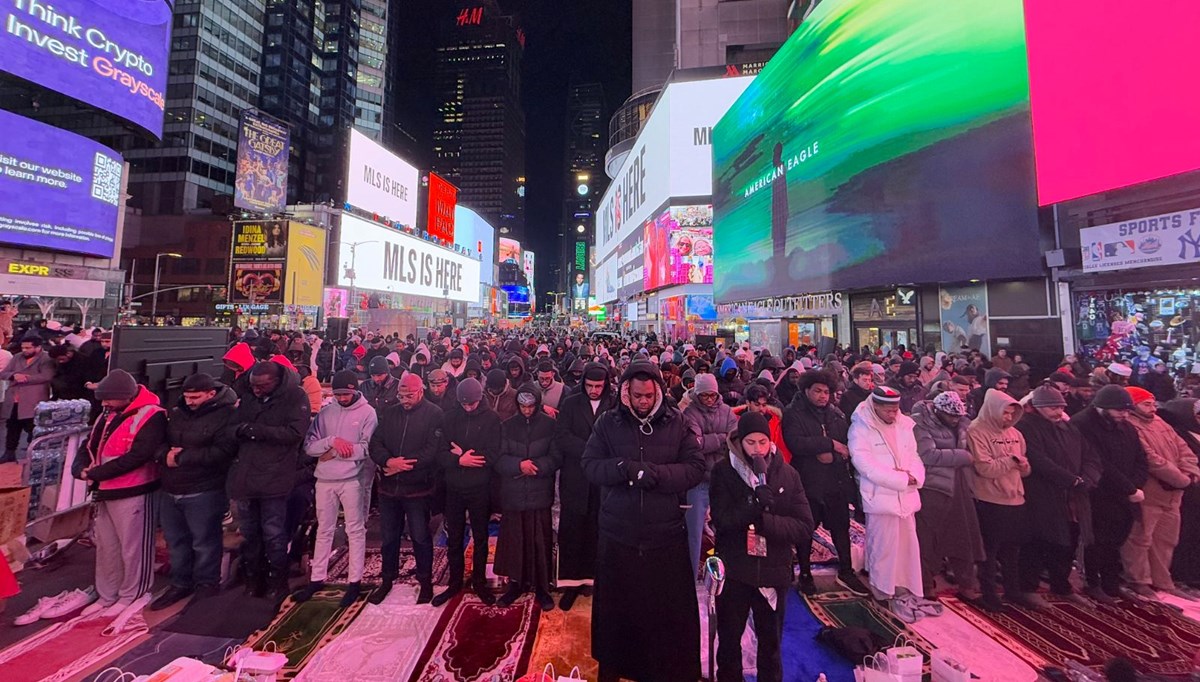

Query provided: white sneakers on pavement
[13,587,98,625]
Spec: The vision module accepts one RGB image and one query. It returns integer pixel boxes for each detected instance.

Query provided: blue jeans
[685,482,710,581]
[236,496,289,575]
[379,494,432,583]
[160,489,227,588]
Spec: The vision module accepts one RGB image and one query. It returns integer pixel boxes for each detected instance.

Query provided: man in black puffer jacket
[712,411,813,682]
[228,361,312,601]
[432,377,502,607]
[368,372,445,605]
[494,384,561,610]
[152,373,238,611]
[583,361,705,682]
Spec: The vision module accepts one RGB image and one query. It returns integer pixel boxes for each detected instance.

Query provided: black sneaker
[796,574,816,596]
[558,587,580,611]
[474,581,495,606]
[150,585,194,611]
[368,578,393,605]
[535,590,555,612]
[497,583,524,607]
[837,571,871,597]
[417,581,434,605]
[339,582,361,608]
[291,581,324,603]
[432,584,461,608]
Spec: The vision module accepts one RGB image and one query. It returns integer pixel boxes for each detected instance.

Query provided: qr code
[91,152,122,206]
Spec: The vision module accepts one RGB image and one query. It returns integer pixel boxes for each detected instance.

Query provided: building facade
[557,81,607,309]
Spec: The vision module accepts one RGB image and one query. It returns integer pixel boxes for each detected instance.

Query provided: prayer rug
[325,546,449,586]
[163,586,281,639]
[524,594,599,681]
[804,591,934,678]
[811,519,868,569]
[86,632,239,679]
[411,593,540,682]
[909,602,1042,681]
[236,585,368,680]
[0,611,150,682]
[941,593,1200,679]
[294,585,454,682]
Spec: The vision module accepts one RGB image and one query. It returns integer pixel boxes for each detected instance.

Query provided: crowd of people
[6,322,1200,682]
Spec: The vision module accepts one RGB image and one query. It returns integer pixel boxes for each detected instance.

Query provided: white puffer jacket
[848,400,925,518]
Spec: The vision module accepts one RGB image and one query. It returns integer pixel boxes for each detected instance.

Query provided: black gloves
[625,460,658,488]
[754,484,775,511]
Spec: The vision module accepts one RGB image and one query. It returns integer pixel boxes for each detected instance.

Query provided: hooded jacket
[1071,406,1149,536]
[683,393,738,481]
[221,342,256,398]
[782,392,851,499]
[160,386,238,495]
[1128,406,1200,507]
[439,401,502,492]
[506,357,527,389]
[966,388,1030,506]
[538,378,566,410]
[911,400,973,497]
[484,383,518,422]
[732,404,791,464]
[1016,408,1101,546]
[848,399,924,517]
[73,385,167,501]
[496,388,561,511]
[304,393,378,481]
[227,367,312,499]
[553,365,617,513]
[582,363,706,549]
[710,442,813,588]
[369,397,444,497]
[775,361,805,408]
[716,356,746,405]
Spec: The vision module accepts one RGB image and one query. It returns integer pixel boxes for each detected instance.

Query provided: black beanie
[94,369,139,401]
[331,370,359,393]
[181,372,219,393]
[486,368,508,392]
[736,411,772,442]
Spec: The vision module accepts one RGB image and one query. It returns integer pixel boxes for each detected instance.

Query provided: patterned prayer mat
[236,585,368,680]
[85,632,239,679]
[325,545,449,586]
[411,593,540,682]
[523,594,599,681]
[941,593,1200,679]
[293,586,455,682]
[0,612,150,682]
[810,519,867,566]
[803,591,934,678]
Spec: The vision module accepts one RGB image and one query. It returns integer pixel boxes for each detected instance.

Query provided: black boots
[264,570,290,602]
[292,581,324,603]
[498,582,524,606]
[558,586,580,611]
[432,582,461,607]
[243,571,265,598]
[474,579,495,606]
[368,577,394,605]
[339,582,361,608]
[416,580,434,605]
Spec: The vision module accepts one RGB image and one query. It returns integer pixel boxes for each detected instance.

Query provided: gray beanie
[694,372,719,394]
[1030,385,1067,408]
[456,377,484,403]
[94,369,139,401]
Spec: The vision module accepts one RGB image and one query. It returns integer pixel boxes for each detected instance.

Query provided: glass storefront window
[1074,288,1200,377]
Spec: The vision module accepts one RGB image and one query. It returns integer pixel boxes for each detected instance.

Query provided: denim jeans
[236,496,289,575]
[160,489,228,588]
[379,494,432,583]
[685,482,710,581]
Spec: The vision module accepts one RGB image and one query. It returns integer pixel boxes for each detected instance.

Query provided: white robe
[864,512,924,599]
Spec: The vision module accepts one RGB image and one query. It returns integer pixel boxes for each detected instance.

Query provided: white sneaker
[99,601,130,618]
[14,590,73,626]
[80,599,116,618]
[41,587,97,619]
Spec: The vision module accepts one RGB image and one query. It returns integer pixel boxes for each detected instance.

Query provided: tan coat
[1129,411,1200,508]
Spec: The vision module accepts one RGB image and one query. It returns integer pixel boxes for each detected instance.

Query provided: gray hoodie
[304,393,379,481]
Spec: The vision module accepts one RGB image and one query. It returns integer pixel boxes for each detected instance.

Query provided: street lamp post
[546,291,567,317]
[339,240,378,327]
[152,252,182,322]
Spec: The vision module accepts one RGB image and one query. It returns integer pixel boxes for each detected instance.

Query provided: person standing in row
[434,377,501,606]
[682,372,737,580]
[151,373,238,611]
[1,335,54,463]
[369,373,444,605]
[583,361,705,682]
[553,363,616,610]
[294,371,377,607]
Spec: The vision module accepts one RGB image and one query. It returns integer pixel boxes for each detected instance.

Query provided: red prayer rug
[411,593,540,682]
[0,612,149,682]
[941,593,1200,678]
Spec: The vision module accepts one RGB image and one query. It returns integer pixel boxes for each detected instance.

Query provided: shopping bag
[853,653,906,682]
[883,634,923,678]
[516,663,587,682]
[930,650,972,682]
[226,643,288,682]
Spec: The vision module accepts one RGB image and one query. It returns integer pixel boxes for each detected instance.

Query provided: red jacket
[732,404,792,464]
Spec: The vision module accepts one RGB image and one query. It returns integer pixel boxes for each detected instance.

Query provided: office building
[557,81,607,301]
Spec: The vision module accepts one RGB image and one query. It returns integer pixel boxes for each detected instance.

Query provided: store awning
[0,272,105,299]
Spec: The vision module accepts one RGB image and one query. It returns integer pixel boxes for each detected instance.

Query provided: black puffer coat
[552,364,617,515]
[227,368,312,499]
[1016,410,1101,546]
[782,394,852,501]
[369,398,444,498]
[582,363,706,550]
[161,386,238,495]
[495,389,560,512]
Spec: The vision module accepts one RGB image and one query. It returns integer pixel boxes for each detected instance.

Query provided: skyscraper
[432,0,526,238]
[558,81,607,300]
[356,0,389,140]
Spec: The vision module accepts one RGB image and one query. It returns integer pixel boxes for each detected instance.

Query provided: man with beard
[583,361,705,682]
[887,361,925,415]
[839,362,875,417]
[535,361,566,412]
[425,369,458,412]
[361,356,400,412]
[484,368,518,422]
[552,363,616,610]
[783,370,868,596]
[1,335,54,462]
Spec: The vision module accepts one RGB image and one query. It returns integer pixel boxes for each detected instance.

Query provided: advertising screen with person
[234,110,290,213]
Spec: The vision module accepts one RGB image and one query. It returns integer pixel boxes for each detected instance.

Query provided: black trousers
[976,501,1025,598]
[5,412,32,454]
[1019,523,1079,594]
[715,579,786,682]
[1087,504,1135,593]
[798,492,851,575]
[445,486,490,586]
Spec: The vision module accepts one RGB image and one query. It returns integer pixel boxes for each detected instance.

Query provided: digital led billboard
[234,110,289,214]
[644,204,713,290]
[345,129,419,227]
[336,215,480,303]
[1023,2,1200,205]
[0,109,123,258]
[712,0,1040,303]
[1,0,173,138]
[453,206,495,285]
[426,172,458,242]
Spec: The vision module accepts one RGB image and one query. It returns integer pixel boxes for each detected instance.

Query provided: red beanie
[1125,386,1155,405]
[399,372,425,392]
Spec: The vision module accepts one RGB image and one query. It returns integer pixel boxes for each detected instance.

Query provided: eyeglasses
[699,392,720,400]
[430,380,448,386]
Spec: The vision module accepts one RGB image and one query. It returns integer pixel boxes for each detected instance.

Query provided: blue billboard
[1,0,173,138]
[234,110,290,213]
[0,109,123,258]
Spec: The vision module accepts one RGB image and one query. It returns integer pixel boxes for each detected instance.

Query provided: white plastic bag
[226,643,288,682]
[883,634,923,678]
[930,650,972,682]
[854,653,906,682]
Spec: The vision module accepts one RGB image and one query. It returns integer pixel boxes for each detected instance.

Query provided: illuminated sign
[231,221,287,260]
[345,129,419,228]
[8,263,49,276]
[456,6,483,26]
[426,172,458,243]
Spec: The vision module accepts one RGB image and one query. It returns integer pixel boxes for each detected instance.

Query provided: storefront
[0,259,125,329]
[849,289,920,353]
[716,292,844,355]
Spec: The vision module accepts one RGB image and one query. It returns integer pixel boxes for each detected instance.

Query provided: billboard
[345,129,419,227]
[498,237,521,265]
[712,0,1040,303]
[1,0,173,138]
[939,283,991,355]
[644,204,714,290]
[1079,207,1200,274]
[323,287,349,318]
[230,261,284,304]
[231,220,288,260]
[284,222,327,307]
[336,214,480,303]
[571,240,589,311]
[426,172,458,242]
[1024,2,1200,205]
[616,226,646,300]
[522,250,535,290]
[0,109,122,258]
[453,206,496,285]
[501,284,531,318]
[234,110,289,213]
